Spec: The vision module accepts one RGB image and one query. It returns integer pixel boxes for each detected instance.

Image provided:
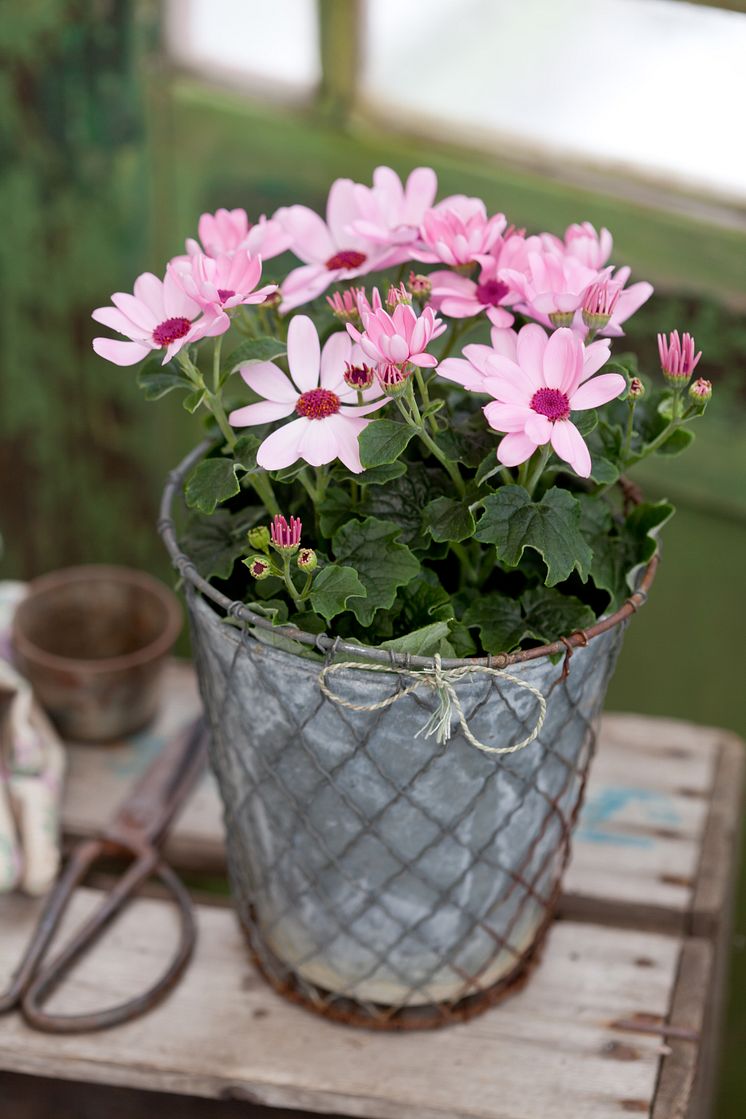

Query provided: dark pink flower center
[152,317,192,347]
[217,289,235,303]
[475,279,510,307]
[326,250,367,272]
[530,387,570,421]
[295,388,341,419]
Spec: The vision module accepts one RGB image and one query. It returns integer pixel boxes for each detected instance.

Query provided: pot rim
[159,440,657,671]
[12,564,183,675]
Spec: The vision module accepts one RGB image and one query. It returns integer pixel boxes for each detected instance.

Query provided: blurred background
[1,0,745,1108]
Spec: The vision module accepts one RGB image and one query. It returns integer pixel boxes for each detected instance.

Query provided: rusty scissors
[0,716,208,1033]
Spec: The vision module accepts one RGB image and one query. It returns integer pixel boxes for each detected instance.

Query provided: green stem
[622,398,637,462]
[450,540,477,586]
[524,445,552,498]
[212,334,223,393]
[396,390,466,496]
[438,318,469,362]
[280,554,303,608]
[249,471,281,516]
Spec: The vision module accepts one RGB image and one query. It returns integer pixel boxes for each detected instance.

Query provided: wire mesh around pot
[160,442,656,1029]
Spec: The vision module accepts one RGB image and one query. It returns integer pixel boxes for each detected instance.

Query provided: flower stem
[280,553,304,608]
[212,334,223,393]
[524,445,552,498]
[397,389,466,496]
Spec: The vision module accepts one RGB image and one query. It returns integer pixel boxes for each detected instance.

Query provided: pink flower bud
[386,283,412,309]
[270,514,302,553]
[628,377,645,399]
[375,362,413,396]
[297,548,317,571]
[326,286,365,323]
[688,377,712,404]
[407,272,432,299]
[582,281,621,330]
[343,362,375,391]
[246,556,272,580]
[658,330,701,387]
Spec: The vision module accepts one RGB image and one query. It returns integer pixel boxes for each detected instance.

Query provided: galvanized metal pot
[160,443,655,1029]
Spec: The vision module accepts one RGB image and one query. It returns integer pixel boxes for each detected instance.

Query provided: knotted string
[318,654,547,757]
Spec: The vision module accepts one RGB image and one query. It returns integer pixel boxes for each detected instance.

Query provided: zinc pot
[160,443,655,1029]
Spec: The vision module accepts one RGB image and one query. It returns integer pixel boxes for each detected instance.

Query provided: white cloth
[0,582,66,895]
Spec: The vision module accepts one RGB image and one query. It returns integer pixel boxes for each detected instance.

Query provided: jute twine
[318,653,547,757]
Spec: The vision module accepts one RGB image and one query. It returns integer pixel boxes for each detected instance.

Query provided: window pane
[167,0,320,97]
[361,0,745,202]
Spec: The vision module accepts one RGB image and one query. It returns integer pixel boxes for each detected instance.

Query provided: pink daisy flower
[412,196,506,267]
[169,251,277,326]
[349,165,438,267]
[481,324,625,478]
[229,316,386,474]
[502,249,599,328]
[185,208,292,261]
[347,290,446,369]
[428,255,517,328]
[275,179,388,312]
[541,222,614,270]
[92,270,226,367]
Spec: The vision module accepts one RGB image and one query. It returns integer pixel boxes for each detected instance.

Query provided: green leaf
[309,565,367,623]
[318,487,354,539]
[221,337,287,378]
[475,485,592,587]
[573,409,598,437]
[624,500,675,593]
[137,358,190,401]
[656,427,695,456]
[422,497,476,543]
[363,462,448,549]
[336,461,407,486]
[380,622,452,656]
[332,517,420,626]
[183,388,205,413]
[464,587,595,654]
[588,457,620,485]
[579,494,674,610]
[358,419,415,468]
[233,433,262,473]
[185,457,242,515]
[395,570,454,631]
[180,508,262,581]
[475,453,502,487]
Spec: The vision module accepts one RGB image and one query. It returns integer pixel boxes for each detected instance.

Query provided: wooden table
[0,662,742,1119]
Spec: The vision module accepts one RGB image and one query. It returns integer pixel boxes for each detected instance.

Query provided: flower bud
[375,362,413,397]
[658,330,701,388]
[343,361,375,391]
[326,286,364,324]
[628,377,645,400]
[549,310,575,328]
[246,555,272,580]
[248,525,270,552]
[270,514,302,554]
[688,377,712,405]
[407,272,432,300]
[385,283,412,309]
[297,547,317,572]
[581,280,620,331]
[262,290,282,310]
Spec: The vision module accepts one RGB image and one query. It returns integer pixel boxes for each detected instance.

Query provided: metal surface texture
[162,445,653,1028]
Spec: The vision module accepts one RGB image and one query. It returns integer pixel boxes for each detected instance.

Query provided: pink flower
[658,330,701,386]
[92,270,226,366]
[438,326,529,391]
[502,249,599,328]
[347,291,446,369]
[542,222,613,270]
[413,197,507,267]
[349,166,438,266]
[169,251,276,326]
[229,316,386,474]
[186,208,291,261]
[581,279,621,331]
[481,324,624,478]
[275,180,387,311]
[428,256,517,328]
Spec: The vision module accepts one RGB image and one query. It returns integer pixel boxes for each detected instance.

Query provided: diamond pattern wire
[186,588,626,1030]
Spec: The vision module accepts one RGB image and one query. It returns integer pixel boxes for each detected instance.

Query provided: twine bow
[318,654,547,757]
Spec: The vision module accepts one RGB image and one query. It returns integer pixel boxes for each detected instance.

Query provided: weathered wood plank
[0,889,682,1119]
[652,939,712,1119]
[60,663,735,932]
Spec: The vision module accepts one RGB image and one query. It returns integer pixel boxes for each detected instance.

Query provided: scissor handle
[20,846,196,1033]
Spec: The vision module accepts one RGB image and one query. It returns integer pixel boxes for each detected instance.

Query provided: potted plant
[93,168,711,1028]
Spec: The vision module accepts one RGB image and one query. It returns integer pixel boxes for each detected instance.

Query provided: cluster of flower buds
[244,515,316,581]
[326,287,364,324]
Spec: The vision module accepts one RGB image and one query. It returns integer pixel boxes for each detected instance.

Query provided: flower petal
[239,361,298,403]
[92,337,152,366]
[320,330,353,391]
[298,417,337,467]
[569,372,626,410]
[228,400,295,427]
[326,413,367,474]
[524,412,552,444]
[483,402,532,432]
[543,327,582,391]
[274,205,335,264]
[550,420,591,477]
[438,357,484,390]
[580,337,611,382]
[256,417,309,470]
[287,315,321,393]
[91,306,149,340]
[497,431,537,468]
[516,323,548,389]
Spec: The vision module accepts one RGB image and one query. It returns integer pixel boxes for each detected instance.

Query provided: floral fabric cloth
[0,582,65,895]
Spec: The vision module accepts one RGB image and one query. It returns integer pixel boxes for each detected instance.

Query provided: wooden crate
[0,662,742,1119]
